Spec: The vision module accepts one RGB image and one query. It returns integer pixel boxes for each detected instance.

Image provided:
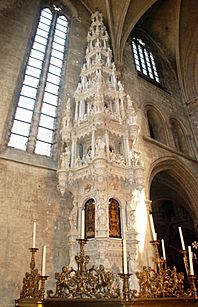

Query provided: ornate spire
[73,11,125,122]
[58,11,143,196]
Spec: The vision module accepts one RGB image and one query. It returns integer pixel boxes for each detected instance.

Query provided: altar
[16,297,198,307]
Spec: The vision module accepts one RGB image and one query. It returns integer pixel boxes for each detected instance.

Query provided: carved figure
[136,266,153,297]
[95,136,106,156]
[61,147,70,169]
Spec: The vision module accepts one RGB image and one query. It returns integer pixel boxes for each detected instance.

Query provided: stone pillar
[95,193,109,238]
[74,100,79,121]
[105,130,109,159]
[71,137,75,167]
[91,129,95,158]
[124,136,130,165]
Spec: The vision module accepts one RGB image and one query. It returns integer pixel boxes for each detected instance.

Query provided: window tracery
[132,37,160,84]
[8,3,69,157]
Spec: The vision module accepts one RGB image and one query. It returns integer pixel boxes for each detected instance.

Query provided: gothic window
[132,37,160,84]
[109,198,121,238]
[85,199,95,239]
[8,4,69,157]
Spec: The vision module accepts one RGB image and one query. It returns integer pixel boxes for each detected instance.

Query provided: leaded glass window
[132,37,160,83]
[8,4,69,157]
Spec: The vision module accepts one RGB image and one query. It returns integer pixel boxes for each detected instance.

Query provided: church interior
[0,0,197,306]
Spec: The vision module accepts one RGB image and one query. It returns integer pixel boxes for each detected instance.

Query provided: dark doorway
[150,171,197,279]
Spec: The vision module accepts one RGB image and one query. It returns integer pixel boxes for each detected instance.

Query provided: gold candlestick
[75,239,89,296]
[29,247,39,270]
[39,276,49,300]
[181,249,190,276]
[150,240,162,273]
[20,247,40,299]
[118,273,131,301]
[188,275,197,299]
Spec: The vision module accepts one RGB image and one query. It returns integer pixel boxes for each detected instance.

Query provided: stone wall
[0,1,89,306]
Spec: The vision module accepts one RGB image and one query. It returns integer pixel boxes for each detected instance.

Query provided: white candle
[178,227,185,250]
[81,209,85,239]
[41,245,47,276]
[161,239,166,260]
[123,239,128,274]
[32,221,36,248]
[188,246,194,275]
[149,214,157,241]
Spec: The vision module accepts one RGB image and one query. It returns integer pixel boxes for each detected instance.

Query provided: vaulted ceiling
[0,0,197,103]
[79,0,198,103]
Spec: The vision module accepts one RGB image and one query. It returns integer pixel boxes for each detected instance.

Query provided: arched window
[170,118,188,155]
[109,198,121,238]
[132,37,160,83]
[147,107,167,145]
[85,198,95,239]
[8,4,69,157]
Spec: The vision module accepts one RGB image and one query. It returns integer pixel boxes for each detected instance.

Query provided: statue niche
[85,199,95,239]
[109,198,121,238]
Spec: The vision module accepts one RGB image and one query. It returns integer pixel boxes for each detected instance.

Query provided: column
[71,137,75,167]
[124,136,130,165]
[105,130,109,159]
[74,101,79,121]
[91,129,95,158]
[120,98,125,118]
[121,204,127,238]
[115,99,120,118]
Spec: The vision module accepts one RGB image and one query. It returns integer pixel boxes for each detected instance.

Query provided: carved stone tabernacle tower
[57,11,144,279]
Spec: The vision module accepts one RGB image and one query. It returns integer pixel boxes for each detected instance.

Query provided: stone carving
[95,136,106,156]
[60,147,70,169]
[57,10,142,275]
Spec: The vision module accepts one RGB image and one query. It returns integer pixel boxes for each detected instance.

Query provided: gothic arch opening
[150,170,198,277]
[85,198,95,239]
[170,118,189,155]
[109,198,121,238]
[146,106,167,145]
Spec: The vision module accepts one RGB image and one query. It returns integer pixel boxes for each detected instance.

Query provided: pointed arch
[147,157,198,220]
[85,198,95,239]
[170,118,189,155]
[109,198,121,238]
[146,105,168,145]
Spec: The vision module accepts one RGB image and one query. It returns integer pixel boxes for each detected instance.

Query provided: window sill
[143,136,197,162]
[137,72,170,94]
[0,147,57,170]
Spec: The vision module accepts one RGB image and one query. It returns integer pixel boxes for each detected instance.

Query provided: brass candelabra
[135,239,198,299]
[48,238,120,299]
[19,247,48,300]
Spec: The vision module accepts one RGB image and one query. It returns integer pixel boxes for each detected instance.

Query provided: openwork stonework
[57,11,144,278]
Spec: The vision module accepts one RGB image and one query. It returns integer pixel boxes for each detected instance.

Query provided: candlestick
[149,214,157,241]
[81,209,85,239]
[41,245,46,276]
[123,239,128,274]
[32,221,36,248]
[161,239,166,260]
[178,226,185,250]
[188,245,194,275]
